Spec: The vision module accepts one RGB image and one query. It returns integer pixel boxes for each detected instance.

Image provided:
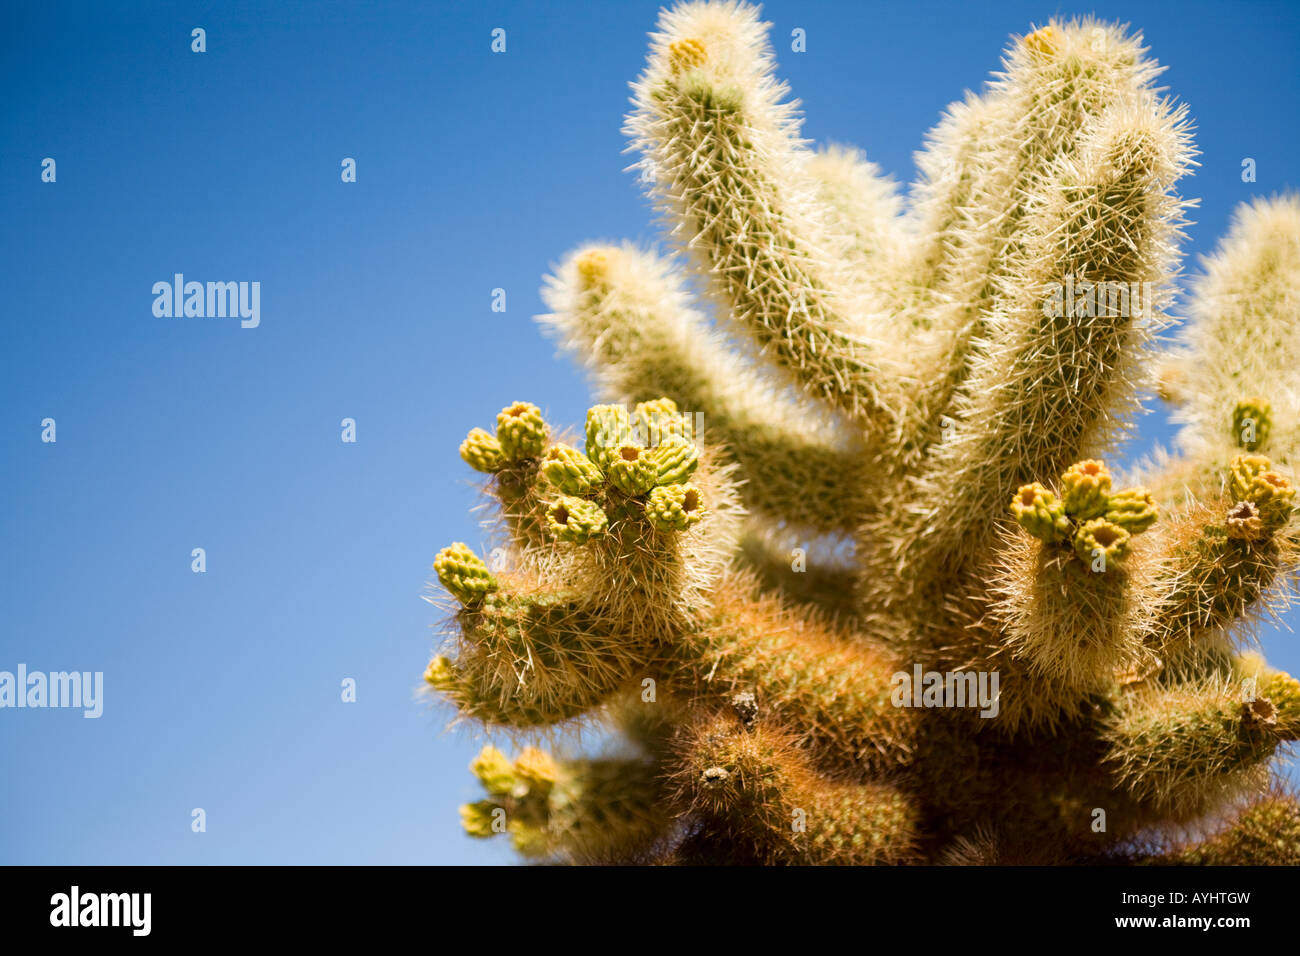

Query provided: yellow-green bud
[471,745,518,797]
[1105,487,1159,534]
[648,433,699,486]
[1230,455,1295,525]
[1251,472,1295,526]
[546,495,609,543]
[496,401,548,461]
[1228,454,1273,501]
[424,655,457,691]
[1261,672,1300,739]
[459,427,505,473]
[1073,517,1130,569]
[633,397,688,446]
[586,404,630,470]
[1061,460,1112,519]
[646,483,706,531]
[541,444,604,496]
[1010,482,1071,542]
[513,747,558,796]
[434,543,498,605]
[605,444,658,496]
[460,800,503,839]
[1233,397,1272,452]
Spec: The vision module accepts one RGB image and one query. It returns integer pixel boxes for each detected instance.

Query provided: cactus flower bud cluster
[459,400,549,472]
[1011,460,1157,570]
[454,398,708,553]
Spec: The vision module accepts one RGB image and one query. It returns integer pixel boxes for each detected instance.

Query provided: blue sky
[1,0,1296,864]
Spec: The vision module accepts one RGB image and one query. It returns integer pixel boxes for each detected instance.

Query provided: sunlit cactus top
[425,1,1300,865]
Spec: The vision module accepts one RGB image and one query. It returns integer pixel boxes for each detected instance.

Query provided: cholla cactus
[425,3,1300,865]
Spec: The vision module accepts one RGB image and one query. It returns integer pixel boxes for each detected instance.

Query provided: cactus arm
[1164,790,1300,865]
[901,86,1193,587]
[426,558,651,728]
[625,2,901,429]
[1141,458,1300,681]
[987,460,1163,701]
[900,90,1000,322]
[992,532,1158,696]
[1099,676,1297,818]
[805,143,909,306]
[456,402,555,554]
[457,400,744,642]
[900,25,1172,449]
[460,746,671,862]
[736,518,861,618]
[669,710,919,865]
[663,569,916,775]
[1161,196,1300,472]
[540,243,866,532]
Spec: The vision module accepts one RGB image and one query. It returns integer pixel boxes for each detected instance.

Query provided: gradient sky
[2,0,1297,865]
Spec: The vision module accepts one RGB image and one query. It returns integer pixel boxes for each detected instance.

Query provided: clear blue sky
[1,0,1296,864]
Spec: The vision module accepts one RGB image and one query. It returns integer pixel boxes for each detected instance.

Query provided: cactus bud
[1229,455,1295,525]
[424,655,457,691]
[459,427,505,473]
[496,401,548,461]
[1061,460,1113,519]
[1232,397,1272,452]
[460,800,502,839]
[541,444,604,496]
[1261,672,1300,739]
[585,404,631,470]
[646,483,706,531]
[513,747,559,796]
[700,766,731,789]
[434,543,498,605]
[633,397,687,445]
[648,433,699,486]
[1010,482,1071,542]
[1073,517,1131,568]
[1105,487,1159,534]
[471,745,519,797]
[546,495,609,543]
[1251,472,1295,526]
[1228,454,1273,502]
[606,444,659,496]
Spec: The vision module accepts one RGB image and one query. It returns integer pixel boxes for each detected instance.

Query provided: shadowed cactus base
[424,2,1300,864]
